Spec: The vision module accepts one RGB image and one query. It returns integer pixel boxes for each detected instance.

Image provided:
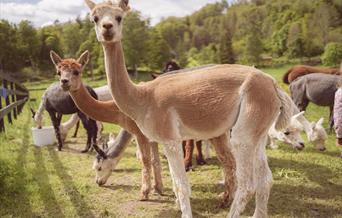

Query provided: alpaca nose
[61,79,69,84]
[299,142,305,147]
[103,23,113,30]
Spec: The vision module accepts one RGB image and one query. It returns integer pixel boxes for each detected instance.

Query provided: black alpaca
[34,83,98,152]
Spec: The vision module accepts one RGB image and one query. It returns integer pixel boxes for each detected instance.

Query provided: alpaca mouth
[61,85,71,91]
[103,32,114,41]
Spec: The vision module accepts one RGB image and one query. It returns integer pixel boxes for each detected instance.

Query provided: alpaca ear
[317,118,324,127]
[77,51,90,67]
[85,0,96,10]
[293,111,305,120]
[109,133,115,141]
[50,50,62,66]
[119,0,130,12]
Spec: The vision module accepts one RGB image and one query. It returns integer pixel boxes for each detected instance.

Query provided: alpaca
[283,64,341,84]
[274,89,327,151]
[268,112,306,150]
[290,73,340,131]
[154,62,212,171]
[34,83,98,152]
[49,50,163,200]
[84,1,294,217]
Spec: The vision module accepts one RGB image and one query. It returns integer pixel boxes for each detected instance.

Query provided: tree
[321,43,342,66]
[0,20,19,71]
[286,21,304,58]
[122,11,149,72]
[16,20,40,69]
[219,17,235,64]
[147,30,171,70]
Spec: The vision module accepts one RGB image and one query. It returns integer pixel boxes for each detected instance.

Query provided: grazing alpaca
[49,50,163,200]
[268,89,328,151]
[283,65,341,84]
[268,112,306,150]
[290,73,339,131]
[85,1,293,217]
[34,83,98,152]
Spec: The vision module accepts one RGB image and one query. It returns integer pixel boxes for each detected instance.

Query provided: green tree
[147,30,171,70]
[16,20,40,69]
[122,11,149,72]
[321,42,342,66]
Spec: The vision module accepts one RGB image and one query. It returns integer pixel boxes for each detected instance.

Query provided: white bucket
[32,126,56,147]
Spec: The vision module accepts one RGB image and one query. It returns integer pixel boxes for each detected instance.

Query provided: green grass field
[0,66,341,218]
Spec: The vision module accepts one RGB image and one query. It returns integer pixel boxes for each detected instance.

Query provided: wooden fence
[0,71,29,132]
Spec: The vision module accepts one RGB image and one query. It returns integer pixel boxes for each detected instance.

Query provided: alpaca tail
[282,68,292,84]
[274,86,293,131]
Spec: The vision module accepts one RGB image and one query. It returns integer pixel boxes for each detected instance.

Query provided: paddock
[0,66,341,217]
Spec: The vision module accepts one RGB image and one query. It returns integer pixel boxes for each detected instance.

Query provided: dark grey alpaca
[290,73,340,131]
[34,83,98,152]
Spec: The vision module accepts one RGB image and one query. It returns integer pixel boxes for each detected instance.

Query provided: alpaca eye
[284,131,290,136]
[57,70,61,76]
[98,167,102,171]
[93,16,99,23]
[116,16,122,23]
[73,70,79,76]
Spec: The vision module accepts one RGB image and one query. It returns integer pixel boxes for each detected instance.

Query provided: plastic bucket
[32,126,56,146]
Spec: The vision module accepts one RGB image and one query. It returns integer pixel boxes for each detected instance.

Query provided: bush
[321,43,342,66]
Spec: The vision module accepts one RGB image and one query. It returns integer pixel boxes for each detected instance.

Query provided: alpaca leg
[164,142,192,218]
[73,121,80,138]
[150,142,163,195]
[183,140,194,171]
[137,138,152,201]
[204,141,211,159]
[196,141,206,165]
[210,133,236,207]
[227,143,256,218]
[329,106,334,133]
[77,112,92,153]
[253,136,273,218]
[90,119,98,152]
[48,111,63,151]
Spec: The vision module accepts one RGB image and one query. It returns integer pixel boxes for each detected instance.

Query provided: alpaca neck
[102,42,142,120]
[297,115,313,138]
[69,83,121,124]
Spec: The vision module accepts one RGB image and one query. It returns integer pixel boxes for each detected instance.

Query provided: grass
[0,66,342,218]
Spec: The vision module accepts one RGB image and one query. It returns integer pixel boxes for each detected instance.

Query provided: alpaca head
[308,118,327,151]
[50,50,89,92]
[283,112,306,150]
[85,0,130,43]
[93,133,117,186]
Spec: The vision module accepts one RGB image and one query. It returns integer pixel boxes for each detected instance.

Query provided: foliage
[0,0,342,79]
[321,42,342,66]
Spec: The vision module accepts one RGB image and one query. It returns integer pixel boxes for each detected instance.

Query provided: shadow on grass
[0,111,37,216]
[32,148,65,217]
[48,148,96,218]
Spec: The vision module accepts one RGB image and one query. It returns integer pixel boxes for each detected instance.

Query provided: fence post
[10,82,17,119]
[3,79,12,124]
[0,97,4,132]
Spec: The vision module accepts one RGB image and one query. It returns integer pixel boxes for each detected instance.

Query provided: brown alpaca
[49,50,163,200]
[85,0,294,217]
[283,65,341,84]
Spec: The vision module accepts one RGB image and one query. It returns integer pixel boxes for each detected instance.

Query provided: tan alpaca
[85,1,293,217]
[49,50,236,205]
[49,51,163,200]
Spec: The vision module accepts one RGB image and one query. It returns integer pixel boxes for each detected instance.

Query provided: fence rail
[0,71,29,132]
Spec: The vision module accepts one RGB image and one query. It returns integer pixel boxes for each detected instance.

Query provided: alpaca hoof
[140,193,149,201]
[81,149,89,153]
[196,159,206,165]
[218,192,233,208]
[56,148,62,152]
[153,186,163,196]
